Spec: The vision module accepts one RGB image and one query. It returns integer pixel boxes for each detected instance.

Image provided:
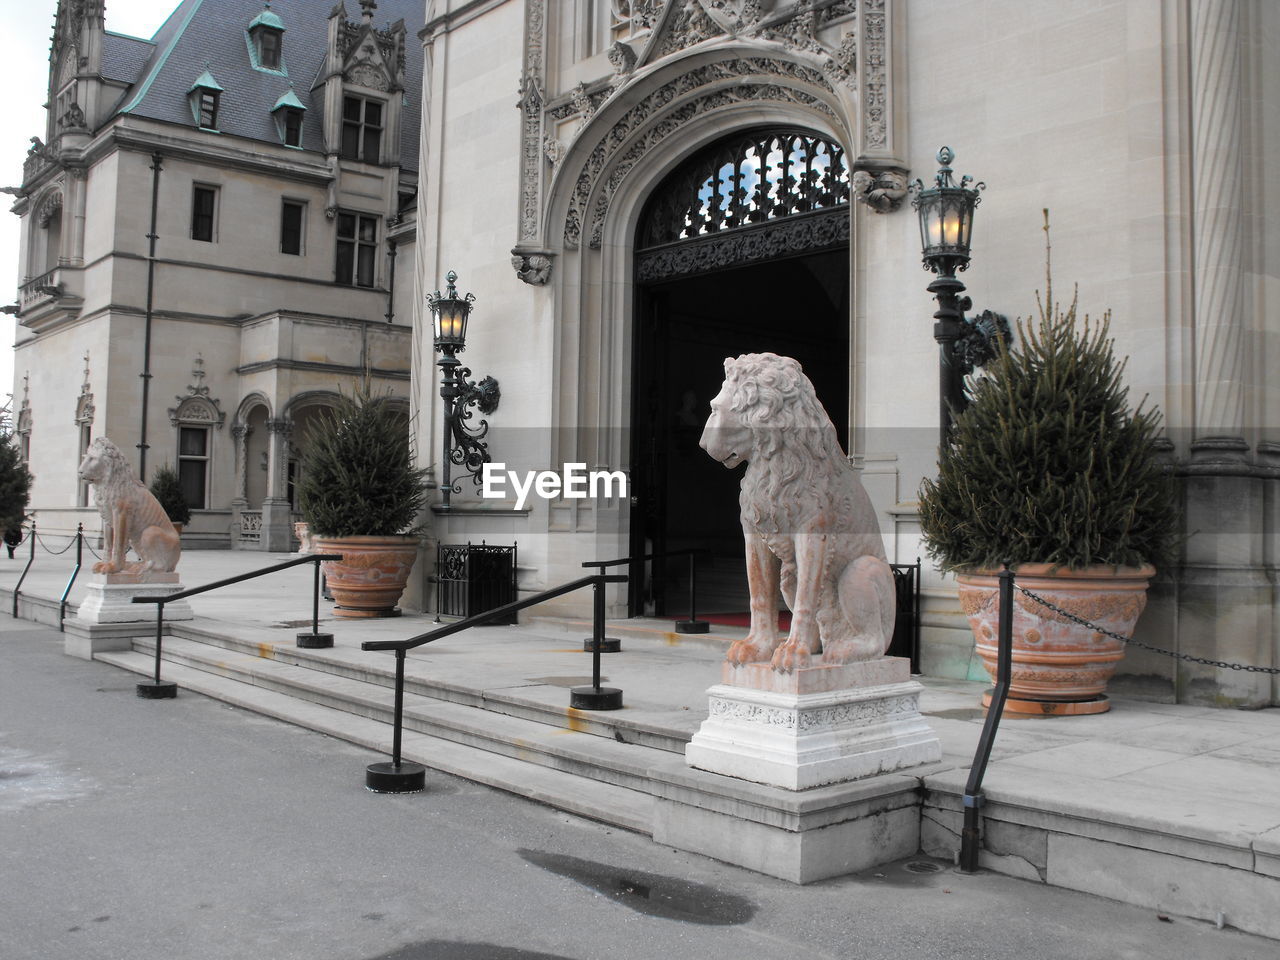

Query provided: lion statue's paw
[726,638,776,665]
[770,641,813,674]
[820,636,884,665]
[92,560,118,574]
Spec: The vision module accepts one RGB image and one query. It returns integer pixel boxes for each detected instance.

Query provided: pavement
[4,616,1280,960]
[2,543,1280,944]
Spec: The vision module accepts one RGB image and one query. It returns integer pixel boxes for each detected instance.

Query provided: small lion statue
[700,353,896,673]
[78,437,181,578]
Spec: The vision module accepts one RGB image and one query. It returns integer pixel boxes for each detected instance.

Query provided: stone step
[121,635,689,798]
[95,648,656,835]
[164,622,694,754]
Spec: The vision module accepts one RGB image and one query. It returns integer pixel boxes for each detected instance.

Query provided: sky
[1,0,170,418]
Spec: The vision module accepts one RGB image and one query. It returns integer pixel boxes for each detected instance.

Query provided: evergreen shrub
[149,464,191,525]
[0,431,32,539]
[296,385,425,538]
[919,239,1179,573]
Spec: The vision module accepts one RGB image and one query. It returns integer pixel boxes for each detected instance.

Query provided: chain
[35,532,78,556]
[83,537,103,561]
[1016,584,1280,675]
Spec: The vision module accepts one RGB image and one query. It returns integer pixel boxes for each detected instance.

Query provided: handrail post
[296,556,335,649]
[675,550,710,634]
[580,559,621,653]
[59,524,84,631]
[570,576,623,710]
[137,598,177,699]
[959,566,1014,872]
[12,521,36,619]
[365,648,426,793]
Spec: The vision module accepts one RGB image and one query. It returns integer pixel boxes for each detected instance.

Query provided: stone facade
[411,0,1278,707]
[10,0,423,551]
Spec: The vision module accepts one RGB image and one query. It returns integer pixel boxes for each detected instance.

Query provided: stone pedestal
[65,573,194,660]
[686,657,941,790]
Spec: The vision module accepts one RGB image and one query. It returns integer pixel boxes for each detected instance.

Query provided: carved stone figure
[77,437,181,577]
[699,353,895,672]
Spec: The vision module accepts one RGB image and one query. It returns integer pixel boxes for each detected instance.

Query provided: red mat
[664,611,792,630]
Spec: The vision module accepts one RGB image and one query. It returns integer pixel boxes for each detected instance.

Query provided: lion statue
[699,353,896,673]
[77,437,181,578]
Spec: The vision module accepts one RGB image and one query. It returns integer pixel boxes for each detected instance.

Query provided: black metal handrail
[959,567,1013,873]
[583,548,711,634]
[130,553,342,699]
[58,524,85,631]
[361,572,628,793]
[11,521,36,618]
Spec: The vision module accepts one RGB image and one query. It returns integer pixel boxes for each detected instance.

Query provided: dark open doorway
[629,248,849,618]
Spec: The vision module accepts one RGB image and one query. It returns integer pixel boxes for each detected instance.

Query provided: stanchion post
[675,550,710,634]
[59,524,84,631]
[13,521,37,618]
[570,577,623,710]
[959,566,1014,872]
[365,648,426,792]
[137,598,177,699]
[296,556,334,649]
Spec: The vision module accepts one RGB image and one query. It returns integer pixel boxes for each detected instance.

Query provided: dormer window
[341,96,382,164]
[187,70,224,131]
[271,88,307,148]
[247,3,287,74]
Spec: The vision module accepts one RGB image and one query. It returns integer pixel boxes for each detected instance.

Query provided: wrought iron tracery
[638,130,850,250]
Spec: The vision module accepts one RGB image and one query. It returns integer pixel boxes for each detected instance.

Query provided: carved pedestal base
[686,657,942,791]
[73,573,194,624]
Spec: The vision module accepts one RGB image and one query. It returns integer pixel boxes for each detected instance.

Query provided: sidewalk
[2,545,1279,939]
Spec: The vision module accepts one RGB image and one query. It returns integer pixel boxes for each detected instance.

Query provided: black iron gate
[887,560,921,673]
[436,541,518,624]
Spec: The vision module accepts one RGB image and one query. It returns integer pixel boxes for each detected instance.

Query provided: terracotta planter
[956,564,1155,716]
[312,535,419,619]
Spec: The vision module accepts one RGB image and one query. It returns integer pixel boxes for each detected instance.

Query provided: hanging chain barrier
[1016,584,1280,675]
[35,530,80,556]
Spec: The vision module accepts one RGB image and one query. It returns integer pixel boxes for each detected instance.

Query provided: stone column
[230,422,250,548]
[261,418,294,552]
[1171,1,1273,707]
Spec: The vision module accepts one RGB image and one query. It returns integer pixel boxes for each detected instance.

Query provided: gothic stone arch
[537,46,864,529]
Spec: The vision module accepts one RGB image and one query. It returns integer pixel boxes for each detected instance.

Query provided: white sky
[1,0,170,414]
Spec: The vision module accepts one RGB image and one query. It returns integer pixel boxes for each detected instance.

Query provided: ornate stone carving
[860,0,888,149]
[347,62,389,91]
[511,249,554,285]
[637,208,847,282]
[700,353,896,671]
[75,352,94,425]
[563,58,837,249]
[168,356,226,428]
[607,40,637,79]
[515,0,549,250]
[851,166,907,212]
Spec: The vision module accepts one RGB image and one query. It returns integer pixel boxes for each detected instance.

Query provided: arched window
[636,129,851,282]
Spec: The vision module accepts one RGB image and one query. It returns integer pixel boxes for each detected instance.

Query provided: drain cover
[904,860,944,874]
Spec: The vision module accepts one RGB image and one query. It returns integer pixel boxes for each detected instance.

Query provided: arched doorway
[629,129,851,618]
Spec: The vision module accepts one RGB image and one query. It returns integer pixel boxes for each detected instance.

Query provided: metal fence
[436,541,518,624]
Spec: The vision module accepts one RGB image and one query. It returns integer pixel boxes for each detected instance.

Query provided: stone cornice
[235,358,410,380]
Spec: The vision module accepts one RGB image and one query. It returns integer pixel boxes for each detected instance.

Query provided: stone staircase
[95,628,681,835]
[91,620,931,884]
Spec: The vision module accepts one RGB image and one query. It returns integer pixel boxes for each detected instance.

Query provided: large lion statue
[699,353,896,672]
[77,437,181,578]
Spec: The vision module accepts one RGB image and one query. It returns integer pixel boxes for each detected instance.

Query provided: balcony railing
[17,266,82,317]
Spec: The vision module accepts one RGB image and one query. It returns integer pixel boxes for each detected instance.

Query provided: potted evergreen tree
[297,384,425,618]
[918,226,1178,715]
[149,464,191,535]
[0,431,33,558]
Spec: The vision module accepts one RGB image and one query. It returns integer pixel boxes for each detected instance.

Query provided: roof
[101,32,156,85]
[108,0,423,171]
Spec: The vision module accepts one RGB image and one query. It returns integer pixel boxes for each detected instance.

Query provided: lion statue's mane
[78,437,181,578]
[701,353,896,672]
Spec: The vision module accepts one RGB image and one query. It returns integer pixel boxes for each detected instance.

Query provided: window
[335,211,378,287]
[191,185,217,242]
[283,108,303,146]
[340,96,382,164]
[178,426,209,508]
[78,423,92,507]
[259,29,281,69]
[197,90,219,129]
[281,200,304,255]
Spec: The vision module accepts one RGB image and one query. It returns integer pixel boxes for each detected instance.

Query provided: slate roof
[101,31,156,85]
[108,0,424,172]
